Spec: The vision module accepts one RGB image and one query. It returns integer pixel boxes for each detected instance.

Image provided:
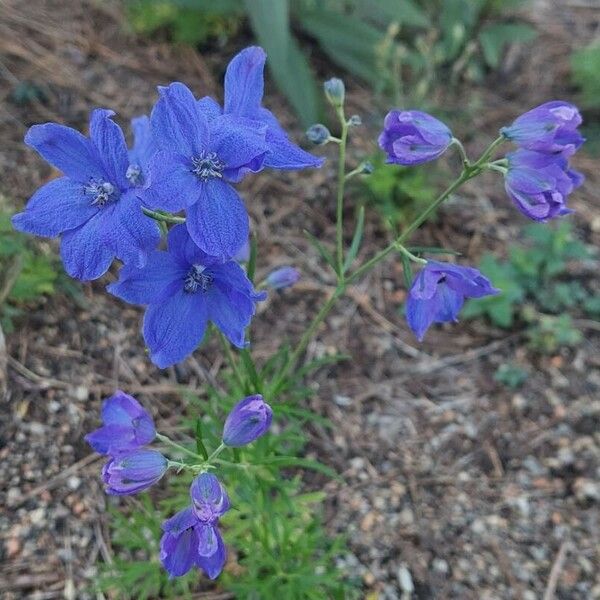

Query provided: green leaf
[355,0,430,28]
[195,419,209,460]
[240,348,261,392]
[407,246,461,256]
[400,253,413,288]
[571,43,600,108]
[244,0,321,126]
[247,233,257,283]
[304,229,337,273]
[479,23,537,68]
[256,456,340,480]
[343,205,365,273]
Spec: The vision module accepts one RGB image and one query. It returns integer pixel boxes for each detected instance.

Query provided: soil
[1,1,599,599]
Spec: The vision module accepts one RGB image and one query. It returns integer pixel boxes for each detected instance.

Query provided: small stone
[5,537,21,558]
[74,386,89,401]
[334,395,352,407]
[363,571,375,586]
[67,476,81,490]
[432,558,449,574]
[30,507,45,525]
[397,564,414,593]
[361,512,376,532]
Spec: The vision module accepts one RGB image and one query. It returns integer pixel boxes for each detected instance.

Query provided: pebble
[397,564,414,593]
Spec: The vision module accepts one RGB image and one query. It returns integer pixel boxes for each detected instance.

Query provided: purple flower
[221,46,324,171]
[142,82,269,259]
[379,110,453,166]
[108,224,266,368]
[13,110,160,280]
[190,473,230,523]
[160,506,227,579]
[102,449,167,495]
[222,394,273,447]
[85,390,155,456]
[501,101,584,156]
[265,266,300,290]
[406,261,499,341]
[504,150,584,221]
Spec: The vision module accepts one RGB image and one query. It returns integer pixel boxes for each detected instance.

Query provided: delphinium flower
[499,101,584,221]
[102,449,168,495]
[161,473,229,579]
[142,82,270,259]
[108,224,266,368]
[222,394,273,447]
[13,109,160,280]
[504,150,584,221]
[406,262,499,341]
[265,266,300,290]
[500,101,584,156]
[220,46,325,171]
[379,110,453,165]
[127,115,157,186]
[85,390,155,455]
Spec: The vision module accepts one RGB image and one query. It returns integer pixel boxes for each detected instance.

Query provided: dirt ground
[1,1,599,598]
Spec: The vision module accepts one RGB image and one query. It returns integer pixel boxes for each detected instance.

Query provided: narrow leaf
[195,419,209,460]
[343,205,365,273]
[257,456,341,480]
[400,253,413,288]
[304,229,337,273]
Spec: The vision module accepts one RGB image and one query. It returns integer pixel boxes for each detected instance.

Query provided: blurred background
[1,0,599,598]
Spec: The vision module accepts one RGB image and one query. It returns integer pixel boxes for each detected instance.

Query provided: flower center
[183,265,213,293]
[85,179,118,206]
[191,152,224,180]
[126,164,143,185]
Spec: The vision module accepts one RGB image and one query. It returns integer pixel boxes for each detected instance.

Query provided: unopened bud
[306,123,331,145]
[265,266,300,290]
[360,161,374,175]
[348,114,362,127]
[324,78,345,107]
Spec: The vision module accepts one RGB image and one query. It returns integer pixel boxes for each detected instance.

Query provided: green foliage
[0,206,60,332]
[125,0,536,123]
[463,222,596,352]
[571,42,600,109]
[95,341,359,599]
[363,153,437,228]
[493,362,528,389]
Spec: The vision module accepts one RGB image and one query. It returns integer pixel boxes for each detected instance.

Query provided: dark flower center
[191,151,225,180]
[183,265,213,293]
[126,164,143,185]
[85,179,118,206]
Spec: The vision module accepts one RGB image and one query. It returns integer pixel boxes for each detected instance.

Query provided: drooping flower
[102,449,167,495]
[221,46,325,171]
[500,101,584,156]
[190,473,231,524]
[504,150,584,221]
[265,266,300,290]
[222,394,273,447]
[142,82,268,259]
[379,110,453,166]
[406,261,499,341]
[85,390,155,455]
[160,506,227,579]
[13,110,160,280]
[108,224,266,368]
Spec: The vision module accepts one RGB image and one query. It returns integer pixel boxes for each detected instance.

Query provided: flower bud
[348,114,362,127]
[102,449,167,495]
[324,78,345,107]
[222,394,273,447]
[360,161,374,175]
[378,110,453,166]
[306,124,330,145]
[265,266,300,290]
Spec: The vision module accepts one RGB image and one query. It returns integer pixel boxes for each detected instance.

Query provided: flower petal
[186,179,248,260]
[160,528,196,578]
[143,290,208,368]
[196,527,227,580]
[60,215,114,280]
[89,109,130,188]
[12,177,98,237]
[223,46,266,118]
[129,115,157,173]
[24,123,105,182]
[167,223,220,268]
[151,82,209,157]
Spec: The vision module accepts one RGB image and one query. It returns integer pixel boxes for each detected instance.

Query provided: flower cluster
[14,46,323,368]
[87,393,273,580]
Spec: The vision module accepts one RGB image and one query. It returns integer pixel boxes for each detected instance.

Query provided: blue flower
[190,473,231,524]
[221,46,325,171]
[265,266,300,290]
[85,390,155,456]
[142,82,269,259]
[108,224,266,368]
[222,395,273,447]
[406,261,499,341]
[102,449,167,496]
[127,115,157,186]
[379,110,453,166]
[501,101,584,156]
[160,506,227,580]
[504,150,583,221]
[13,110,160,280]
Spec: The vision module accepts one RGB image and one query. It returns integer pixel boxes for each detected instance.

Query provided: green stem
[217,331,246,390]
[142,207,185,224]
[156,432,203,460]
[451,137,470,168]
[335,107,349,278]
[206,442,226,464]
[397,244,427,264]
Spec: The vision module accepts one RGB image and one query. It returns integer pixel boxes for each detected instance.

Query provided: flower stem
[141,207,185,224]
[217,331,246,391]
[206,442,226,464]
[156,432,203,460]
[335,108,349,278]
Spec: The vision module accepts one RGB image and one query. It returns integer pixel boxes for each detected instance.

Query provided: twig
[543,540,570,600]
